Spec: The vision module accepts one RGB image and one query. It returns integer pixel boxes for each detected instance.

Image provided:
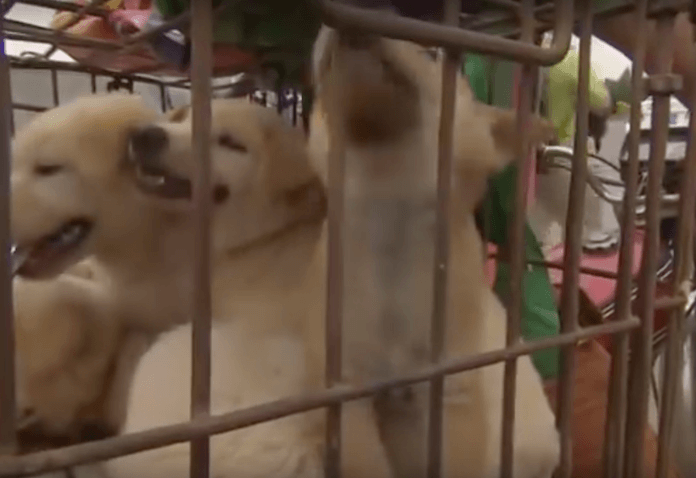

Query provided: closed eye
[218,134,247,153]
[34,164,64,176]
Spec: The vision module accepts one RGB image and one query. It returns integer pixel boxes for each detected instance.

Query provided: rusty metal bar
[14,0,110,18]
[500,0,536,476]
[0,317,640,478]
[11,102,46,112]
[556,3,593,477]
[159,84,167,113]
[655,30,696,478]
[427,0,460,475]
[623,11,677,478]
[315,0,572,65]
[189,1,213,478]
[0,0,16,459]
[602,1,649,472]
[50,67,58,106]
[3,21,121,51]
[653,295,687,311]
[323,38,347,478]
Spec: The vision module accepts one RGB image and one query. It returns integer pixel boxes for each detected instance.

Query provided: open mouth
[13,218,93,278]
[127,144,229,204]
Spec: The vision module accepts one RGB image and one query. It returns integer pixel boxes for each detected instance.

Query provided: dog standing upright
[305,26,560,478]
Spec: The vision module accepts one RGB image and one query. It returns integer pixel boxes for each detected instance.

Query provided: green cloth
[547,49,611,145]
[465,54,560,380]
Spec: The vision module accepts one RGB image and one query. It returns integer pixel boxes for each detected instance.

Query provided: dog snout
[128,125,169,166]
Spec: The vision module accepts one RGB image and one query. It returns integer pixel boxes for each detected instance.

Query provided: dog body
[10,94,328,477]
[106,320,324,478]
[305,26,559,478]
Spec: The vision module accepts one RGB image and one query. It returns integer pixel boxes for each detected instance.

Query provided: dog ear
[165,105,191,123]
[474,104,556,173]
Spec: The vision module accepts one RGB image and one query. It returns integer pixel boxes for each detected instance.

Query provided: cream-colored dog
[10,94,328,477]
[10,95,164,452]
[105,99,329,478]
[302,26,560,478]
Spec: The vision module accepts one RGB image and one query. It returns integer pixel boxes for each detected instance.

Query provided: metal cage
[0,1,695,478]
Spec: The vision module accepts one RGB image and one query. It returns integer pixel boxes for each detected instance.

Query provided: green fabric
[154,0,321,84]
[465,53,560,380]
[548,49,611,145]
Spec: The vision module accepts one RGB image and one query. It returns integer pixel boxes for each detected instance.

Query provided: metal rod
[50,67,58,106]
[427,0,460,475]
[11,102,46,112]
[0,318,640,478]
[14,0,110,18]
[556,3,593,477]
[323,39,346,478]
[656,27,696,478]
[489,252,624,280]
[623,12,676,478]
[315,0,572,65]
[602,1,649,472]
[500,1,536,476]
[188,1,213,478]
[0,0,16,459]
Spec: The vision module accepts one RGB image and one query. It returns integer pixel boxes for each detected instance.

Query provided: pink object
[52,1,258,76]
[545,229,645,309]
[485,229,645,311]
[485,244,497,286]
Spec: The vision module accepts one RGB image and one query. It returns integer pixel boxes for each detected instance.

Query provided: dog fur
[11,27,560,477]
[10,95,167,452]
[10,94,329,477]
[302,26,560,478]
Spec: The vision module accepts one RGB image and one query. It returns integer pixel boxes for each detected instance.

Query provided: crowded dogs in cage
[9,30,558,478]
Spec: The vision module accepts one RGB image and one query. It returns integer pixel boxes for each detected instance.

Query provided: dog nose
[129,125,168,158]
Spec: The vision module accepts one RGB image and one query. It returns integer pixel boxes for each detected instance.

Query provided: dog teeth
[60,223,83,245]
[136,168,166,187]
[11,245,28,276]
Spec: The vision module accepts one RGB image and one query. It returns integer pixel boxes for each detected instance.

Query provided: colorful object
[466,53,561,380]
[153,0,321,84]
[547,49,612,145]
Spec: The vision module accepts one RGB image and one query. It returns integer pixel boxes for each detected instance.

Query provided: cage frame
[0,1,694,478]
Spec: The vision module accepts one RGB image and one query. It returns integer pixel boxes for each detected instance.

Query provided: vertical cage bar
[0,1,16,458]
[50,68,58,106]
[189,1,213,478]
[500,0,536,476]
[160,84,167,113]
[426,0,460,475]
[602,0,649,475]
[90,73,97,93]
[555,3,593,477]
[324,48,346,478]
[623,12,676,478]
[655,34,696,478]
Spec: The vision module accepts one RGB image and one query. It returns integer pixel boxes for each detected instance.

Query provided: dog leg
[340,399,393,478]
[374,385,427,478]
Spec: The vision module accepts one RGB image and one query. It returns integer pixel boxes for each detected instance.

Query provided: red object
[52,0,257,76]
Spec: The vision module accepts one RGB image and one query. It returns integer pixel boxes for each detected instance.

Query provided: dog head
[10,94,161,279]
[310,26,555,207]
[13,276,119,452]
[125,99,326,252]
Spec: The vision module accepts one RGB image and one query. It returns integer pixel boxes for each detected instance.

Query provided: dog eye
[34,164,64,176]
[217,134,247,153]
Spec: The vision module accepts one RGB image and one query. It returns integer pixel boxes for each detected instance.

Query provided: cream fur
[10,29,559,478]
[10,94,164,454]
[10,95,328,477]
[304,26,559,478]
